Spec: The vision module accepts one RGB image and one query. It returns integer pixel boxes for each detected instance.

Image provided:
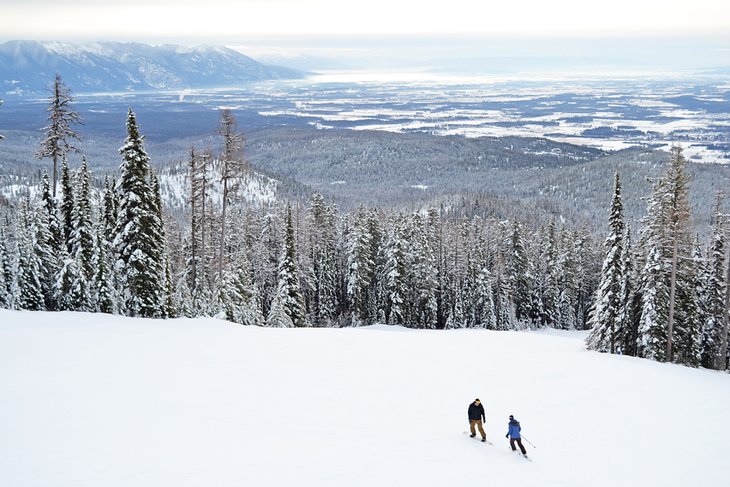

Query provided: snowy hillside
[1,310,728,487]
[158,164,279,210]
[0,40,304,94]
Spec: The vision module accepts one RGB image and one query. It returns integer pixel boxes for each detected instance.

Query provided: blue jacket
[507,419,521,439]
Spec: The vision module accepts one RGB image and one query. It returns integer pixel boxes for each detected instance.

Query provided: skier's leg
[516,438,527,455]
[469,420,476,437]
[477,420,486,440]
[509,438,517,451]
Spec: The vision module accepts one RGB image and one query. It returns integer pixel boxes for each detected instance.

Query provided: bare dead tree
[217,109,246,284]
[36,74,83,197]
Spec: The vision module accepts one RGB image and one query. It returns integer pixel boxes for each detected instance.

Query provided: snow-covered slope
[0,40,304,95]
[1,309,728,487]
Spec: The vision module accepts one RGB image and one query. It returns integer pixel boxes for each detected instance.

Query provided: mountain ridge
[0,40,305,94]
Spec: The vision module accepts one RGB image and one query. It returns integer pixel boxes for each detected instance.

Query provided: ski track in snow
[1,309,729,487]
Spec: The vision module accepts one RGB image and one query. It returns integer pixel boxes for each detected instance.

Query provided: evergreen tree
[619,227,641,356]
[71,157,95,282]
[113,109,164,318]
[0,229,13,308]
[346,208,373,324]
[662,147,695,363]
[638,245,669,361]
[307,194,338,326]
[59,157,74,251]
[41,171,63,258]
[508,222,531,323]
[273,205,306,327]
[95,228,116,314]
[410,213,438,329]
[34,192,60,310]
[220,253,261,326]
[35,74,83,196]
[473,267,497,329]
[101,175,118,246]
[15,201,44,310]
[703,205,727,368]
[587,172,625,353]
[383,219,407,325]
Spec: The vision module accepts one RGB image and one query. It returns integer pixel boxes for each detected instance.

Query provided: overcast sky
[4,0,730,40]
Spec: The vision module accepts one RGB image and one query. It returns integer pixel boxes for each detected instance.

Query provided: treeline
[586,147,730,369]
[0,77,603,330]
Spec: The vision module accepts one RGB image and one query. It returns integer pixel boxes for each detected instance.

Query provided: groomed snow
[1,309,728,487]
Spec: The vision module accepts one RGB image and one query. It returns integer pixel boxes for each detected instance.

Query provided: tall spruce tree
[15,200,44,310]
[71,157,95,282]
[36,74,83,197]
[271,205,306,327]
[114,109,164,318]
[0,229,12,308]
[59,157,74,251]
[587,172,625,353]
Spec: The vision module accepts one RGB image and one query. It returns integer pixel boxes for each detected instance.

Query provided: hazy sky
[3,0,730,40]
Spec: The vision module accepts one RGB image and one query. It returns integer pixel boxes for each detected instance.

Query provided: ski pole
[521,435,536,448]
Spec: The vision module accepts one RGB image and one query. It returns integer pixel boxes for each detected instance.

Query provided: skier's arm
[481,406,485,422]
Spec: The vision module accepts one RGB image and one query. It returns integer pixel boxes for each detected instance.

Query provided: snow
[1,309,729,487]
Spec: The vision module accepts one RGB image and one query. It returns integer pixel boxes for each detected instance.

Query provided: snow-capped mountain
[0,40,304,94]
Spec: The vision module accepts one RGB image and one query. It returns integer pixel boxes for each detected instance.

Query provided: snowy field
[1,309,729,487]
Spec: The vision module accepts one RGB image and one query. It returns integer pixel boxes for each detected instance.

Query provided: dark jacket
[468,402,485,421]
[507,419,521,438]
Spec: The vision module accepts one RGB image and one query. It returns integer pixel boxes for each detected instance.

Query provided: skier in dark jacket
[506,415,527,455]
[467,398,487,442]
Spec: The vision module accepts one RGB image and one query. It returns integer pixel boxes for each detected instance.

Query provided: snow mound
[1,309,728,487]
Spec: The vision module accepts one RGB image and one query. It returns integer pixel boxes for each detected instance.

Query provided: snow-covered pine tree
[557,228,578,330]
[266,292,294,328]
[382,218,407,325]
[220,252,261,326]
[101,175,118,246]
[273,204,306,327]
[541,222,560,327]
[307,193,339,326]
[508,222,531,324]
[587,172,625,353]
[618,226,640,356]
[114,109,164,318]
[35,74,83,197]
[410,213,437,329]
[15,200,44,310]
[59,157,74,252]
[94,227,116,314]
[346,207,374,324]
[473,267,497,329]
[0,228,13,308]
[662,147,696,363]
[149,170,171,317]
[34,189,60,311]
[71,157,95,283]
[703,201,727,369]
[40,171,63,260]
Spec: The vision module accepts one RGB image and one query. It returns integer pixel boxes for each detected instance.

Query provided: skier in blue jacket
[506,415,527,455]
